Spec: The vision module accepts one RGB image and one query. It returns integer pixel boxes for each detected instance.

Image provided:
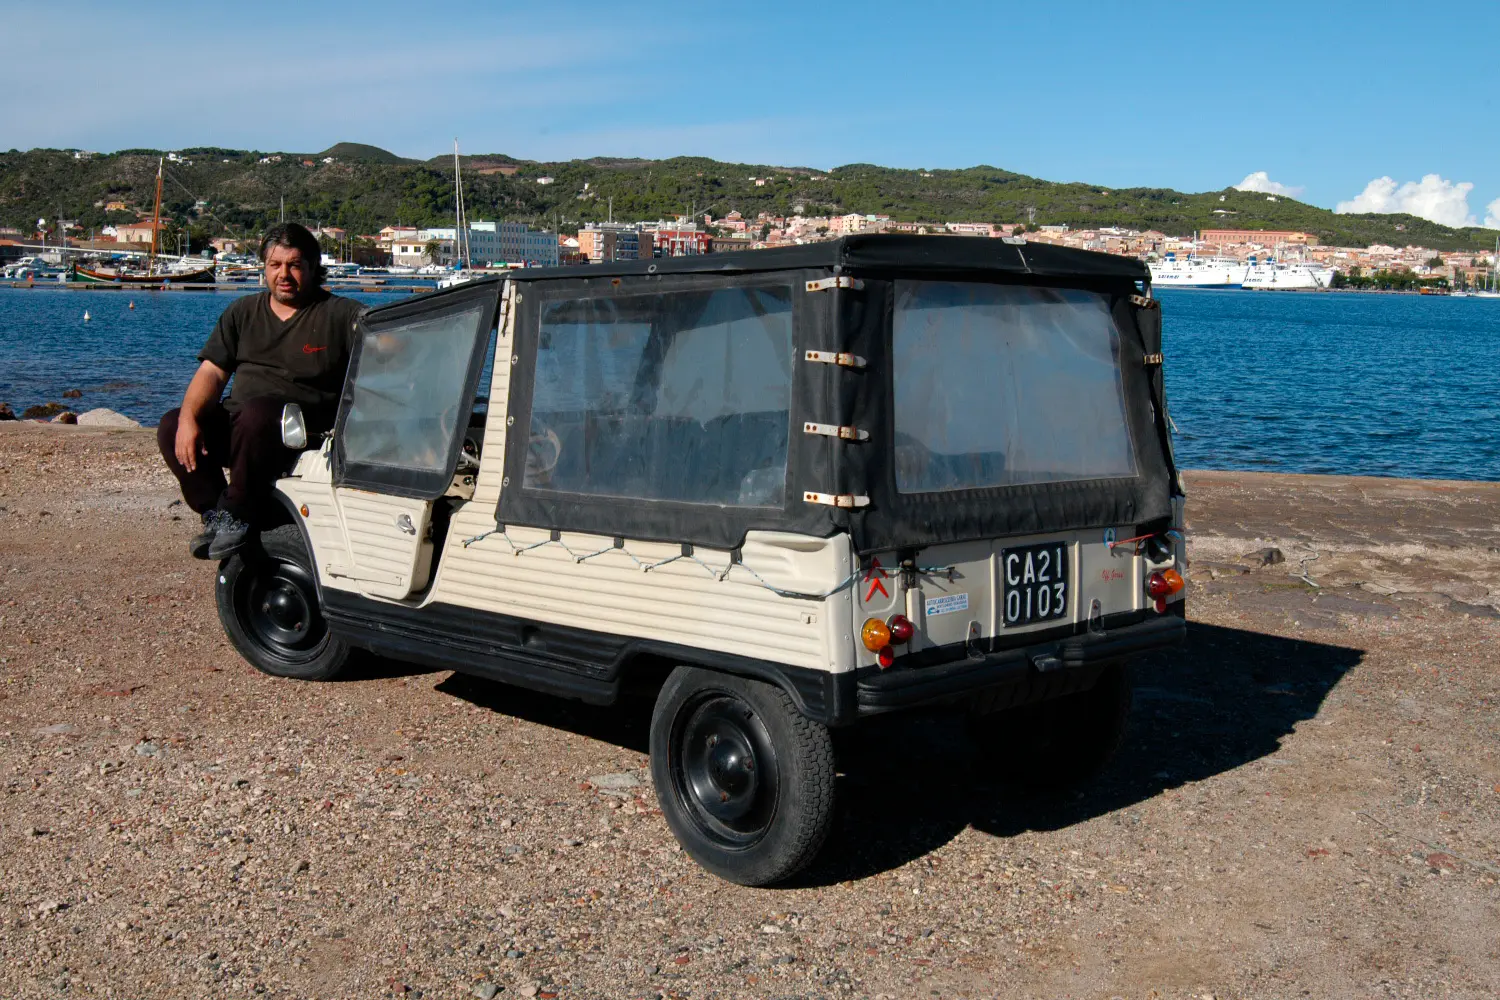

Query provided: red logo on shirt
[302,344,326,354]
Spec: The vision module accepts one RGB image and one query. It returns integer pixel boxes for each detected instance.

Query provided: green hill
[1,145,1492,252]
[316,142,414,165]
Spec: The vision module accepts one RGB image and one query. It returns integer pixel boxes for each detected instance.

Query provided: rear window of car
[526,283,794,507]
[892,281,1137,493]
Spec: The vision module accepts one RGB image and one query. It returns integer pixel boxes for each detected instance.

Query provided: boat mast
[452,138,469,269]
[147,157,163,277]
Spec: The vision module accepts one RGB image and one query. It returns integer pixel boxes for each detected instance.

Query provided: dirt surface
[1,423,1497,999]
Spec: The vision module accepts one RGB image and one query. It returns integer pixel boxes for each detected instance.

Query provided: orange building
[1200,229,1317,246]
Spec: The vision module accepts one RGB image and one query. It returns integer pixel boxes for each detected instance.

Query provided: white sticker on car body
[924,592,970,617]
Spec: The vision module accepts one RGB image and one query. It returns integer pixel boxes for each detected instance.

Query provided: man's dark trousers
[157,397,318,525]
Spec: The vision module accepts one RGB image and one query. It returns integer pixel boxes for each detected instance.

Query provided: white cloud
[1485,196,1500,230]
[1233,171,1304,197]
[1335,174,1477,228]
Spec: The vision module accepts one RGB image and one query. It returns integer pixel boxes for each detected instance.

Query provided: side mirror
[280,403,308,450]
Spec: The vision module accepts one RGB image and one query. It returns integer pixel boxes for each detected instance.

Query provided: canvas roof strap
[803,349,866,369]
[803,491,870,509]
[804,276,864,292]
[803,421,869,442]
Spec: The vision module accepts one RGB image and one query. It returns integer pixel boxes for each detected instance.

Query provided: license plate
[1001,541,1069,627]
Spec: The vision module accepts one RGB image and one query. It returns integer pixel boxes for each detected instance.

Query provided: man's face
[264,244,313,305]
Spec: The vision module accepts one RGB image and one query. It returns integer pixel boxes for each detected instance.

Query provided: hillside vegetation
[2,144,1493,252]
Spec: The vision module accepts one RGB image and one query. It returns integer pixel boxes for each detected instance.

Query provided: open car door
[329,279,502,600]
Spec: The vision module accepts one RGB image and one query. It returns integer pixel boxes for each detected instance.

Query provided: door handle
[395,513,416,536]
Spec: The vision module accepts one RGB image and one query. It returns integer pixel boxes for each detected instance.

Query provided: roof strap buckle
[804,349,867,369]
[803,491,870,509]
[1142,352,1164,365]
[803,421,869,442]
[1130,293,1158,309]
[805,276,864,292]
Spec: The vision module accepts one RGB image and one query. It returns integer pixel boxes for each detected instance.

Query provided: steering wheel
[525,425,562,483]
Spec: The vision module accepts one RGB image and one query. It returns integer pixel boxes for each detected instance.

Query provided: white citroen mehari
[215,234,1187,886]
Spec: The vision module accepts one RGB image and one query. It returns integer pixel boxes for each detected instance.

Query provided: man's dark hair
[259,222,327,285]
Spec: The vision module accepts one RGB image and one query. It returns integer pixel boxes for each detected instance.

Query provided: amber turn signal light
[861,618,891,652]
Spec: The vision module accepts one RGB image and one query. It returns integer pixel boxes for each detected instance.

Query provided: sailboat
[74,158,215,284]
[1474,236,1500,299]
[437,140,479,290]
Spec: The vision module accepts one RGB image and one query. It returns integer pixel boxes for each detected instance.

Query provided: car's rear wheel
[216,524,350,681]
[969,663,1132,789]
[650,667,835,886]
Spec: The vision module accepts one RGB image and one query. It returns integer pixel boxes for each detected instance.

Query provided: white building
[393,221,559,268]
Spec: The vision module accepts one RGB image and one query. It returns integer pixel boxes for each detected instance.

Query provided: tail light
[863,616,912,671]
[1146,569,1185,612]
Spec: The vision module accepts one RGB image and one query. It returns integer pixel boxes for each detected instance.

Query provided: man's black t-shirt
[199,290,365,413]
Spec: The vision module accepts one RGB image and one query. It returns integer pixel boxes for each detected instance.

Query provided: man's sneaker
[188,510,223,560]
[207,513,252,560]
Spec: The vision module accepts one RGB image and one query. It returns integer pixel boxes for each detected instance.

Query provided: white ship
[1241,259,1337,291]
[1147,254,1247,287]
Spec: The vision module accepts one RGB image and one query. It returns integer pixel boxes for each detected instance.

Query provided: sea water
[0,285,1494,481]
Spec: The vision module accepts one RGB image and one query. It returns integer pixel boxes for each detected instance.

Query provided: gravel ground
[1,423,1497,999]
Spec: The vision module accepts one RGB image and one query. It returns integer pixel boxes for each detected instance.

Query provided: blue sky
[6,0,1498,225]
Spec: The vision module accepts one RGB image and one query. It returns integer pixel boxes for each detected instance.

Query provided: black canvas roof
[510,233,1147,283]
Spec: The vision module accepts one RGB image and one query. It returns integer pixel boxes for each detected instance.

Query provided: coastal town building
[577,224,651,263]
[1200,229,1317,247]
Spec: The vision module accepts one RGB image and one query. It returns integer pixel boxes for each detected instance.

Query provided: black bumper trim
[856,613,1186,714]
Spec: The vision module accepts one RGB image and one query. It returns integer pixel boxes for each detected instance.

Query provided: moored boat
[73,262,217,284]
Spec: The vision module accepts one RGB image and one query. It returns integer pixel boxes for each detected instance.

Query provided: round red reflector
[1146,571,1170,599]
[887,614,914,644]
[877,646,896,669]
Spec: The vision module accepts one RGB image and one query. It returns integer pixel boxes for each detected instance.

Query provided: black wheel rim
[235,553,326,662]
[671,693,779,848]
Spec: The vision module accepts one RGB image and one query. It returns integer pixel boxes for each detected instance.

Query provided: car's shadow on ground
[796,621,1364,885]
[424,622,1363,885]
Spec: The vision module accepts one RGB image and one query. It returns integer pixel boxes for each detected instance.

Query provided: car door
[329,279,502,600]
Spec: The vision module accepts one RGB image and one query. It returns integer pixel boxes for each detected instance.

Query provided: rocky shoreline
[2,423,1497,999]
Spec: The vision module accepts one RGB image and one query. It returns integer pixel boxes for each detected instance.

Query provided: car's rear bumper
[854,610,1186,716]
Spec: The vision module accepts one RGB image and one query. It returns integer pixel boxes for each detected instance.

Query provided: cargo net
[460,523,859,601]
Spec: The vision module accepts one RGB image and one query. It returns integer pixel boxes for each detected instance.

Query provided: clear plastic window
[892,281,1136,493]
[341,303,486,473]
[527,284,793,506]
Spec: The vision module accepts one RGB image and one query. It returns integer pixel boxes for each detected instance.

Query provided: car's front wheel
[216,524,350,681]
[650,667,835,886]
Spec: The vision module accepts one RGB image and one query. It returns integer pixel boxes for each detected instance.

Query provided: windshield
[341,302,487,474]
[892,281,1137,493]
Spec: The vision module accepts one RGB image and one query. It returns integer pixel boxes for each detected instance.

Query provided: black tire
[650,667,835,886]
[969,663,1133,790]
[215,524,350,681]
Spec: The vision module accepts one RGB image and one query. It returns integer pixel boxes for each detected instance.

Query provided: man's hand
[175,360,230,473]
[175,414,206,472]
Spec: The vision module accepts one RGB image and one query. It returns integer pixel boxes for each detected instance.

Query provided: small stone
[561,837,582,847]
[517,985,539,998]
[505,950,522,959]
[292,859,310,875]
[589,772,641,791]
[1239,547,1285,567]
[36,900,65,915]
[0,403,14,421]
[51,411,77,424]
[134,741,161,757]
[473,983,500,999]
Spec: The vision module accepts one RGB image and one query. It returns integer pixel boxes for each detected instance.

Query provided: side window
[526,284,794,506]
[341,302,487,476]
